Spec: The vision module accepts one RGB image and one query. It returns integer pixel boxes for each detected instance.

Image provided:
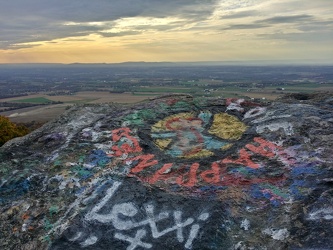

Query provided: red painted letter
[245,137,280,158]
[222,148,260,169]
[200,162,221,184]
[148,163,174,184]
[111,127,142,156]
[176,163,200,187]
[130,154,158,173]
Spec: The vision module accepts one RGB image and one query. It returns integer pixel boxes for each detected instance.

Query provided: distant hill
[1,59,332,68]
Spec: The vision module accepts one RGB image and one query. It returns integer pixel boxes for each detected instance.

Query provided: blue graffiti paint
[198,111,212,126]
[228,167,260,175]
[270,200,280,207]
[151,133,176,139]
[0,178,30,204]
[290,164,322,199]
[199,185,227,192]
[250,185,263,199]
[249,184,284,206]
[204,136,228,150]
[87,150,110,167]
[75,186,86,196]
[70,163,93,180]
[291,165,318,177]
[290,180,307,199]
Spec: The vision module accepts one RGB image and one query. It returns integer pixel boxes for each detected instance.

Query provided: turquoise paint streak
[203,136,228,150]
[151,133,176,138]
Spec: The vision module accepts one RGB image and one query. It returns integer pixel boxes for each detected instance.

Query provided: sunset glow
[1,0,332,64]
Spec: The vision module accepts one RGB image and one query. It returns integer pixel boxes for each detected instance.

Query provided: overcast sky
[1,0,332,63]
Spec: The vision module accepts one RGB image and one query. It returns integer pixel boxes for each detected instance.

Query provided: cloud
[1,0,332,65]
[0,0,218,49]
[220,10,259,19]
[220,13,332,33]
[5,43,43,50]
[258,14,314,24]
[62,38,96,42]
[98,30,142,37]
[298,20,333,32]
[222,24,269,30]
[255,14,333,43]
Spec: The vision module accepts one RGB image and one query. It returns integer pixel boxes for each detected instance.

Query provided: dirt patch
[316,86,333,91]
[0,92,156,123]
[242,92,281,100]
[0,104,69,123]
[1,92,155,104]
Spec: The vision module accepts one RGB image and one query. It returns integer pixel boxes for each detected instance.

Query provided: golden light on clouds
[0,0,332,63]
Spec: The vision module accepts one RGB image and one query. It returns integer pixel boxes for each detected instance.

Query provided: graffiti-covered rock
[0,94,332,250]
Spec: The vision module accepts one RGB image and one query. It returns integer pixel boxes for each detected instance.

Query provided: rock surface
[0,94,332,250]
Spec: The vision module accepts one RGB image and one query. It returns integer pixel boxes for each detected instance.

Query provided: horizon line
[1,59,333,66]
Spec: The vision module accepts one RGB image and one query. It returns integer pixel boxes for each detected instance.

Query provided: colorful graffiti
[127,135,291,194]
[2,96,330,249]
[151,112,246,158]
[94,105,320,208]
[49,106,320,208]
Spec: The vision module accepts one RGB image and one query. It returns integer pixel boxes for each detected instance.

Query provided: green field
[9,97,53,104]
[66,98,100,104]
[134,87,197,94]
[132,93,161,96]
[180,81,209,86]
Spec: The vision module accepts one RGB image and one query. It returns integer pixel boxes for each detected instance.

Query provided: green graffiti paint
[173,101,192,110]
[49,206,59,217]
[261,183,289,199]
[53,160,62,167]
[124,109,157,126]
[70,165,91,179]
[78,155,85,164]
[44,218,53,231]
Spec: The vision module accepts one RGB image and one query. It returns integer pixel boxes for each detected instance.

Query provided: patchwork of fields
[1,82,332,124]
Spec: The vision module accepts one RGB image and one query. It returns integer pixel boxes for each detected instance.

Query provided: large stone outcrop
[0,94,332,250]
